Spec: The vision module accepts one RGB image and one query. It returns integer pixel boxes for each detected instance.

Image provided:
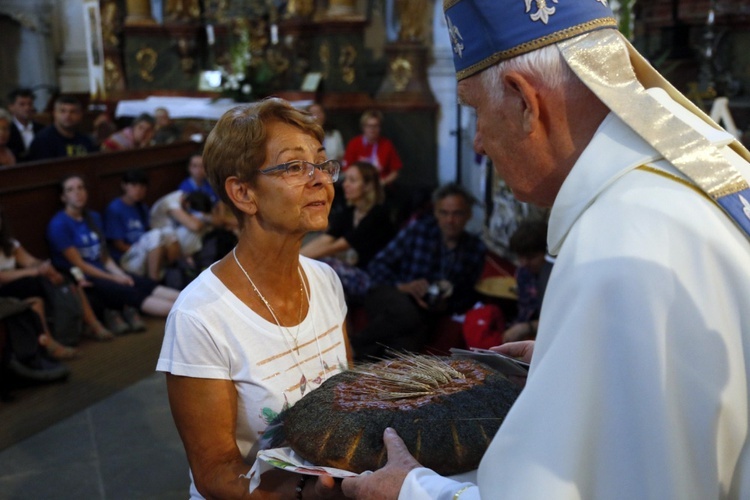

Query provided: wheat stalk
[345,353,467,400]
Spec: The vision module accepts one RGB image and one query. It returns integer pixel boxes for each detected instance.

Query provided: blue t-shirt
[47,210,106,272]
[104,197,150,261]
[178,177,219,205]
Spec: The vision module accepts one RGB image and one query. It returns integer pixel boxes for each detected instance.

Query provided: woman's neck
[65,206,83,219]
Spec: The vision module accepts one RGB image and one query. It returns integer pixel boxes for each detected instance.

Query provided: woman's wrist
[295,475,307,499]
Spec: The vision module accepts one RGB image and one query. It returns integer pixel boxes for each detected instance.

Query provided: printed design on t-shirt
[257,395,290,450]
[66,144,91,157]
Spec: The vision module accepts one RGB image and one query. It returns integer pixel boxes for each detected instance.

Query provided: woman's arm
[2,245,65,285]
[0,265,40,284]
[169,206,207,233]
[166,374,304,499]
[300,234,350,260]
[62,247,132,285]
[110,239,132,254]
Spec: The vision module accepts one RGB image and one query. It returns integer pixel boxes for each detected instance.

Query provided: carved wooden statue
[396,0,431,42]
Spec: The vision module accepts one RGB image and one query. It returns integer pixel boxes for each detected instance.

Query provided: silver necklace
[232,247,328,388]
[233,247,305,351]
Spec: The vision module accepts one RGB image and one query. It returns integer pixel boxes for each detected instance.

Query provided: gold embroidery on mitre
[526,0,558,24]
[446,15,464,58]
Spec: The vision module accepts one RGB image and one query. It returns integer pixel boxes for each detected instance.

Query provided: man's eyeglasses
[258,159,341,186]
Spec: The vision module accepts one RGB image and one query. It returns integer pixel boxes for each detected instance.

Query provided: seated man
[27,96,97,161]
[355,183,486,359]
[6,88,45,162]
[502,218,554,343]
[103,169,180,281]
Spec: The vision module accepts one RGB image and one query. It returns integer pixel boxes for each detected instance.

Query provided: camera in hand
[423,280,454,308]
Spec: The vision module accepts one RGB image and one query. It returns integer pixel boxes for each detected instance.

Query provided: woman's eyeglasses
[259,159,341,186]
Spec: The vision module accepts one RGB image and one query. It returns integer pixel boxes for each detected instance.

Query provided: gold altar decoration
[327,0,358,18]
[389,56,412,92]
[135,47,158,81]
[165,0,201,22]
[320,41,332,81]
[395,0,431,42]
[339,44,357,85]
[104,56,124,91]
[284,0,315,20]
[101,0,120,47]
[125,0,156,26]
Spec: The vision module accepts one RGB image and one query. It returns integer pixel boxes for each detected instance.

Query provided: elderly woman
[157,98,351,499]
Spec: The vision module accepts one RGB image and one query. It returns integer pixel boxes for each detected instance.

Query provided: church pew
[0,141,202,259]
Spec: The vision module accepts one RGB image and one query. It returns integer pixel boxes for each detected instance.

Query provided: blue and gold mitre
[443,0,617,81]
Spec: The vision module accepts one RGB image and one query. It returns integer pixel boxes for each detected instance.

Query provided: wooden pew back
[0,142,202,259]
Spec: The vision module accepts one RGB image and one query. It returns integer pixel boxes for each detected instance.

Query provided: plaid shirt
[367,215,486,313]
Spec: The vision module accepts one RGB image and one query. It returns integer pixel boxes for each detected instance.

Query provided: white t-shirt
[156,256,349,498]
[150,190,207,255]
[0,239,19,271]
[149,190,183,229]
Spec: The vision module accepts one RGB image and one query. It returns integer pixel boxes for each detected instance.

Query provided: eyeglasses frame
[258,159,341,185]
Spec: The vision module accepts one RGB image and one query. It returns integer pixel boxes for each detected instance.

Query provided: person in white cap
[342,0,750,499]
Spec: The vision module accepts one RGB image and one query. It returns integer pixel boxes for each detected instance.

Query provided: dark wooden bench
[0,141,202,259]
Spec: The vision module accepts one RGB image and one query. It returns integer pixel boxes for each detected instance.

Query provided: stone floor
[0,373,190,499]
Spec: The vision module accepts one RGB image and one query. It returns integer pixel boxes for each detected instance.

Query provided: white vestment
[401,90,750,499]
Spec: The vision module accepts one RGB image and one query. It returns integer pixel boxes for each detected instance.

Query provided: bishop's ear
[225,176,257,216]
[503,71,541,134]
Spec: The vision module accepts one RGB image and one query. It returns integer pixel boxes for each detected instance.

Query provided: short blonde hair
[203,98,323,219]
[359,109,383,128]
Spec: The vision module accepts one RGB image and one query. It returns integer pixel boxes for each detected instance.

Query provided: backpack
[42,281,84,346]
[462,303,505,350]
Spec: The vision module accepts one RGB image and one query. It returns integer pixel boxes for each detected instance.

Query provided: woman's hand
[308,474,347,499]
[37,260,65,286]
[111,273,135,286]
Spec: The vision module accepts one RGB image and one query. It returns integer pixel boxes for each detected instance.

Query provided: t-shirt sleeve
[156,308,231,380]
[47,215,76,253]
